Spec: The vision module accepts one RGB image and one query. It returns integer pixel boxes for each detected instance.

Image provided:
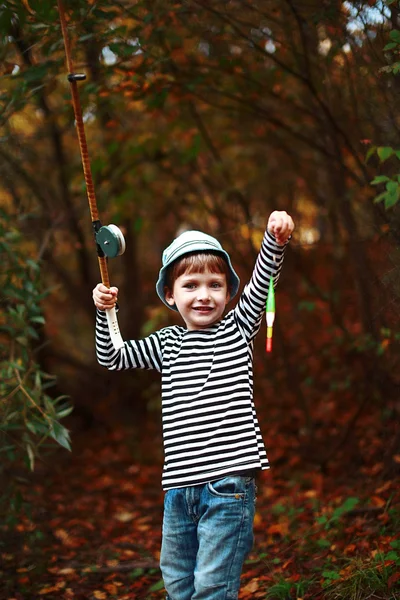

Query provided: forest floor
[2,410,400,600]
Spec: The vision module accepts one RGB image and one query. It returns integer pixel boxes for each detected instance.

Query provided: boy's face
[165,270,230,330]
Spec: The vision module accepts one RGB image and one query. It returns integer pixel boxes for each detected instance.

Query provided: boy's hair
[165,252,231,290]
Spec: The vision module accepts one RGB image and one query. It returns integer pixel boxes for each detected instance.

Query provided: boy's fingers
[92,285,118,312]
[271,221,284,237]
[268,211,286,232]
[268,212,295,243]
[98,294,118,304]
[94,284,118,297]
[271,218,281,230]
[94,298,117,310]
[99,294,114,302]
[95,283,118,292]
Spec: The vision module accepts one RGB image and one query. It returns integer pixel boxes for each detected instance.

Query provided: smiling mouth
[193,306,213,312]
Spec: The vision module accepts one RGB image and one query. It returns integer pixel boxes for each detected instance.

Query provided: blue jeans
[160,475,256,600]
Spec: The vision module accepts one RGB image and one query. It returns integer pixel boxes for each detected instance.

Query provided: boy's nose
[197,287,211,302]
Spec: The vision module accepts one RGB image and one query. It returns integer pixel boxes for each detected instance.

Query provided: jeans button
[235,494,240,499]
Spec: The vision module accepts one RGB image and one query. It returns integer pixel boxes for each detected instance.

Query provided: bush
[0,208,72,520]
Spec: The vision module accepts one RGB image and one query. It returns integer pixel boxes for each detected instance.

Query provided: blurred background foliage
[0,208,73,520]
[1,0,400,488]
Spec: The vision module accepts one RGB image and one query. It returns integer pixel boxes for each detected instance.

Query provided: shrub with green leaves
[0,209,72,509]
[369,25,400,209]
[369,148,400,210]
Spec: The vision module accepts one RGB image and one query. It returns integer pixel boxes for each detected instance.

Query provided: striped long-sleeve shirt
[95,230,288,490]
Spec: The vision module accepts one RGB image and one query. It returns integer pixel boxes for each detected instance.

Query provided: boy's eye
[184,283,196,289]
[211,282,222,288]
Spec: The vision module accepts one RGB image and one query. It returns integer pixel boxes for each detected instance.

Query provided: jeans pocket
[207,475,253,498]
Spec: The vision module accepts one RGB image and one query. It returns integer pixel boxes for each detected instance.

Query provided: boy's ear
[164,287,175,306]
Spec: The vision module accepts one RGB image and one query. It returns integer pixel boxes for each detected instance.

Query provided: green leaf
[384,42,398,50]
[129,568,145,579]
[332,497,359,518]
[365,146,377,162]
[26,420,48,436]
[384,192,399,209]
[78,33,96,43]
[377,147,394,162]
[148,578,165,592]
[316,515,328,525]
[316,538,331,548]
[30,316,45,325]
[322,570,341,581]
[4,411,19,423]
[389,29,400,43]
[49,421,71,451]
[384,551,399,562]
[373,191,387,204]
[26,258,40,271]
[56,405,74,419]
[26,443,35,471]
[34,371,41,391]
[371,175,390,185]
[26,326,39,339]
[386,180,399,193]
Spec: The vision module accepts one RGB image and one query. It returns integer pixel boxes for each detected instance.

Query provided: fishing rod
[57,0,125,350]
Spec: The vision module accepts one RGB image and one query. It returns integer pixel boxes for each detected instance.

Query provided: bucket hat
[156,230,240,310]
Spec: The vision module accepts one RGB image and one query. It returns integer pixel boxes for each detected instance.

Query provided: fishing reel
[95,224,126,259]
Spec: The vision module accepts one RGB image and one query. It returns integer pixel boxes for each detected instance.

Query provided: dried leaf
[242,579,259,593]
[114,511,135,522]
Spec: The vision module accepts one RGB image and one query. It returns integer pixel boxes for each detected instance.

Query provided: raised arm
[234,211,294,341]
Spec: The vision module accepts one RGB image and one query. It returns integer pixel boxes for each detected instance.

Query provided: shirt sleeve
[233,230,289,342]
[95,309,163,372]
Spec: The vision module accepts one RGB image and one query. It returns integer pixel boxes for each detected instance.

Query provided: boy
[93,210,294,600]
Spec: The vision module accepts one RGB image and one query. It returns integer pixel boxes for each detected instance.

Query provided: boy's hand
[267,211,295,245]
[93,283,118,311]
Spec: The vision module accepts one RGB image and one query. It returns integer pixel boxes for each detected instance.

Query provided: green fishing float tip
[266,277,275,353]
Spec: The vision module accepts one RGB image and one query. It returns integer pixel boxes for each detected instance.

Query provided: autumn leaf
[114,511,135,522]
[388,572,400,588]
[267,522,289,536]
[242,579,259,593]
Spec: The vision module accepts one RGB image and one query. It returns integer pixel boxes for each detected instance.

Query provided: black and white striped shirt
[95,230,288,490]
